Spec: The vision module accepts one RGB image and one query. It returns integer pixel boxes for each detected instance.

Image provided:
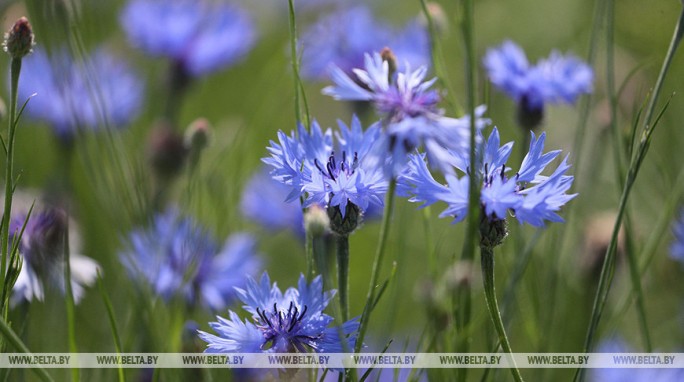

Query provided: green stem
[336,234,350,322]
[481,246,524,382]
[0,317,54,382]
[1,58,21,321]
[97,274,125,382]
[287,0,310,127]
[355,178,396,353]
[306,228,315,281]
[575,6,684,381]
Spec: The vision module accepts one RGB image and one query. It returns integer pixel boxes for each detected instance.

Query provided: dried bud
[148,123,188,180]
[3,17,35,59]
[380,47,397,81]
[304,205,330,237]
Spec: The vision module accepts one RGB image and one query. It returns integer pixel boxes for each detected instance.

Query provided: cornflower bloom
[240,168,305,238]
[399,127,576,237]
[301,6,430,81]
[17,47,143,142]
[670,208,684,264]
[120,210,260,311]
[324,51,489,175]
[120,0,256,77]
[198,272,358,354]
[483,40,593,129]
[263,116,387,235]
[10,208,99,305]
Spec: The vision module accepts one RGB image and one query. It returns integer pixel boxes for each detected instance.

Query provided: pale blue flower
[198,272,358,354]
[400,128,576,227]
[17,47,143,141]
[120,0,256,76]
[301,6,429,81]
[263,117,388,218]
[324,52,488,174]
[120,210,260,310]
[10,209,99,305]
[483,40,593,127]
[591,338,684,382]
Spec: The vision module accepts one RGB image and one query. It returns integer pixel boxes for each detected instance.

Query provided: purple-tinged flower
[301,6,430,81]
[324,51,488,175]
[263,117,387,234]
[198,272,358,354]
[17,47,143,142]
[483,40,593,128]
[120,0,256,77]
[400,127,576,228]
[240,168,306,238]
[120,210,260,311]
[10,209,99,305]
[670,208,684,264]
[591,338,684,382]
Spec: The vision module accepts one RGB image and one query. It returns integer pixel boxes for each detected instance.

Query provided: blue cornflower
[10,208,99,305]
[120,210,260,310]
[263,116,387,234]
[240,168,305,238]
[324,51,489,174]
[670,208,684,264]
[399,127,576,229]
[17,47,143,141]
[483,40,593,128]
[301,6,430,81]
[120,0,256,77]
[198,272,358,354]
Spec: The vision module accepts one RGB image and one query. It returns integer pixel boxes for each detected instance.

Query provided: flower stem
[1,57,22,324]
[336,234,350,322]
[481,245,524,382]
[0,316,54,382]
[355,178,396,353]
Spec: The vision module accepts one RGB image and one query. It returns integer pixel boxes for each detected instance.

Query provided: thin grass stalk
[287,0,310,128]
[0,317,54,382]
[575,6,684,381]
[97,274,125,382]
[355,178,396,353]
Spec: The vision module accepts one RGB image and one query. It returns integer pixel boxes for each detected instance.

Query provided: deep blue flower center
[256,302,313,351]
[314,151,358,181]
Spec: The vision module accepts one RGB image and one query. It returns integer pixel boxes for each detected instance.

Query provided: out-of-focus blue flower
[10,209,99,305]
[17,47,143,141]
[399,127,576,227]
[120,0,256,77]
[240,168,305,238]
[198,272,358,354]
[120,210,260,310]
[263,116,388,220]
[670,208,684,263]
[483,40,593,127]
[591,338,684,382]
[324,52,489,175]
[301,6,430,81]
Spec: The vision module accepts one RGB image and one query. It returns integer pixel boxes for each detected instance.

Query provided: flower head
[3,17,34,59]
[483,40,593,128]
[670,208,684,264]
[399,128,576,230]
[10,208,99,305]
[17,47,143,141]
[301,6,430,81]
[324,51,488,174]
[263,117,387,234]
[120,0,256,77]
[198,272,358,354]
[120,210,260,310]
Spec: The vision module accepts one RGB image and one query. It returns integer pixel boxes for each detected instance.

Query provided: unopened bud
[184,118,211,151]
[3,17,35,59]
[304,204,330,236]
[420,3,449,35]
[380,47,397,81]
[517,94,544,130]
[479,215,508,249]
[327,203,361,237]
[148,122,188,180]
